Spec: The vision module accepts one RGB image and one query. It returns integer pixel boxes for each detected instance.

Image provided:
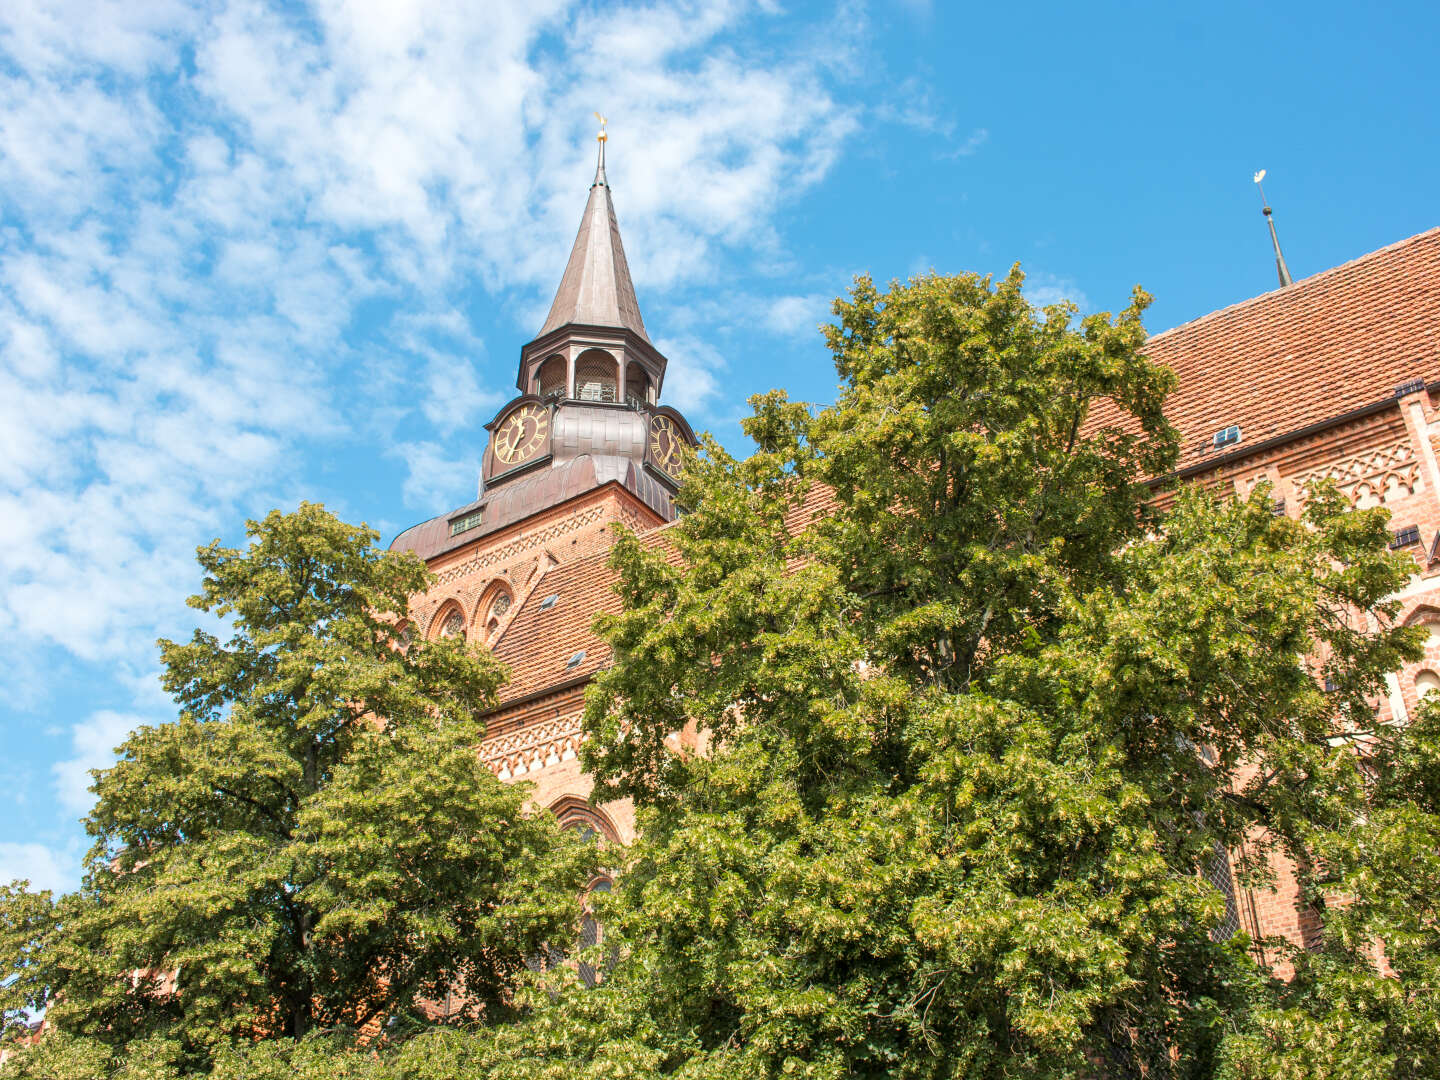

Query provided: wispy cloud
[51,710,154,818]
[0,841,80,894]
[0,0,864,891]
[1024,270,1091,312]
[0,0,855,662]
[942,127,989,159]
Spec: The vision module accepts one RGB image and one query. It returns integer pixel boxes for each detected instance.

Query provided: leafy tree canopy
[0,504,593,1070]
[7,271,1440,1079]
[555,269,1434,1078]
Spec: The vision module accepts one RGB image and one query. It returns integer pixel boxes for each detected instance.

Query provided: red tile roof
[489,546,623,705]
[484,231,1440,708]
[485,483,836,709]
[1102,226,1440,474]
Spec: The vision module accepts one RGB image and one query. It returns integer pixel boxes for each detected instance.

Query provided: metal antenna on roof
[1252,169,1294,288]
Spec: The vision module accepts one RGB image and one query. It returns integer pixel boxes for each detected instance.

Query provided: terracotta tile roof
[489,546,623,705]
[486,483,835,708]
[1091,226,1440,474]
[485,228,1440,705]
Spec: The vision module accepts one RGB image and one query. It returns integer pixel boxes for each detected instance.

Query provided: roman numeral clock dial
[493,403,550,468]
[648,413,684,480]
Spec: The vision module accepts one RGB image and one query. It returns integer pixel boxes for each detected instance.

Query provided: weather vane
[594,112,608,143]
[1252,168,1294,288]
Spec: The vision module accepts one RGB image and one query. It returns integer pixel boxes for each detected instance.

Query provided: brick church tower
[390,134,696,844]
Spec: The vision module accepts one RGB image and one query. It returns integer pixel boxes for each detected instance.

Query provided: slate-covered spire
[537,127,650,342]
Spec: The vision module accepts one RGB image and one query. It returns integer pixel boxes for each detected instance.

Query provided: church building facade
[391,145,1440,956]
[390,143,696,846]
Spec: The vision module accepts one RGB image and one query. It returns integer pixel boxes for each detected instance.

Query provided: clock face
[493,403,550,467]
[648,414,684,479]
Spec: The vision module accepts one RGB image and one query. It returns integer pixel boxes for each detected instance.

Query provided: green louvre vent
[449,508,484,537]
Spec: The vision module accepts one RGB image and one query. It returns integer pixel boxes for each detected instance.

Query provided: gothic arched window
[482,584,513,636]
[536,355,567,402]
[577,878,613,988]
[433,605,465,641]
[575,350,617,403]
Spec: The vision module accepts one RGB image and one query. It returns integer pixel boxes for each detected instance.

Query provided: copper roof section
[537,149,649,343]
[1088,226,1440,473]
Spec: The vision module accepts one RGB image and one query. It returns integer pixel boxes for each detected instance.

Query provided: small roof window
[1212,425,1242,449]
[566,649,586,669]
[449,507,484,537]
[1391,524,1421,549]
[539,594,559,610]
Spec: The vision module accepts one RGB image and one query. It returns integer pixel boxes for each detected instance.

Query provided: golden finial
[594,112,608,143]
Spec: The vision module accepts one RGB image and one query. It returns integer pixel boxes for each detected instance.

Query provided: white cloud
[0,0,858,689]
[942,127,989,159]
[392,441,479,511]
[51,710,152,818]
[655,336,728,417]
[1024,271,1091,312]
[764,294,832,339]
[0,842,79,894]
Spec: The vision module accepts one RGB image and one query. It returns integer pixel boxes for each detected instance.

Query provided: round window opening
[440,611,465,639]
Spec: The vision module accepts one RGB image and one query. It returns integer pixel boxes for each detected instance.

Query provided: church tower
[390,129,698,844]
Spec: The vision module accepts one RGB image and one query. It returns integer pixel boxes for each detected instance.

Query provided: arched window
[575,350,617,403]
[1416,670,1440,700]
[432,604,465,641]
[549,796,619,843]
[481,583,513,636]
[577,878,613,988]
[535,355,566,402]
[625,362,651,409]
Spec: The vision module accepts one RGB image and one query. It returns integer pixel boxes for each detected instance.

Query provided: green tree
[0,504,593,1068]
[516,268,1425,1078]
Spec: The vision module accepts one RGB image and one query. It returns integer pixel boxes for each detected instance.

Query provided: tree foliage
[558,269,1433,1078]
[6,270,1440,1078]
[0,504,593,1068]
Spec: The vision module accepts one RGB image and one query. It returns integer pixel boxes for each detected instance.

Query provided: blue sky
[2,0,1436,892]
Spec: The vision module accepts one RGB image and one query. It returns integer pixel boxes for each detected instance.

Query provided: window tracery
[577,878,613,988]
[433,606,465,640]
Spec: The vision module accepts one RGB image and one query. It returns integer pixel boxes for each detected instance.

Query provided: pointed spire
[537,119,649,341]
[1253,169,1294,288]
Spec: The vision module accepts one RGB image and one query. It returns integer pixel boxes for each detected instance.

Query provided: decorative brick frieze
[1291,436,1419,508]
[482,712,584,780]
[434,505,607,586]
